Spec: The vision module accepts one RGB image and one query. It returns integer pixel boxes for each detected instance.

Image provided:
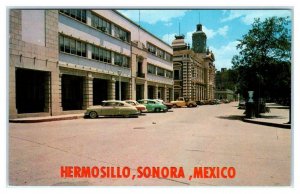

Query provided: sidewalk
[9,113,84,123]
[243,104,291,129]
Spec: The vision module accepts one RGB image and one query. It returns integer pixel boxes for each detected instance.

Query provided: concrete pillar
[44,72,51,112]
[51,71,62,115]
[83,73,93,109]
[126,80,132,100]
[108,77,116,100]
[154,84,158,99]
[131,78,136,100]
[163,85,167,101]
[170,88,174,101]
[9,66,17,119]
[143,81,148,99]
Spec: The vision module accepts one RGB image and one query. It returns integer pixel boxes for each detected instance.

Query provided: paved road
[9,102,291,186]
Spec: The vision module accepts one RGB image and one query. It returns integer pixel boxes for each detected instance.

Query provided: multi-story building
[171,24,215,101]
[9,9,173,119]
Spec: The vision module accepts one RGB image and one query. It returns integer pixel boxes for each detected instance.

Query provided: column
[126,81,132,100]
[51,71,62,115]
[108,77,116,100]
[131,78,136,100]
[83,73,93,109]
[143,81,148,99]
[154,84,158,99]
[9,66,17,119]
[163,85,167,101]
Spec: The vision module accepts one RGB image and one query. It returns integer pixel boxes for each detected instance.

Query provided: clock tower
[192,24,207,53]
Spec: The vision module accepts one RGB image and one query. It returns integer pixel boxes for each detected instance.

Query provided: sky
[118,9,292,70]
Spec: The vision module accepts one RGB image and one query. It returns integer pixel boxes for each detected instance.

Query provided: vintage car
[124,100,147,113]
[153,99,173,109]
[170,97,197,108]
[84,100,139,118]
[137,99,168,112]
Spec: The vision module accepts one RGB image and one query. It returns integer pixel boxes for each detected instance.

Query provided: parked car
[84,100,139,118]
[212,99,221,105]
[124,100,147,113]
[170,97,197,108]
[153,99,173,109]
[137,99,168,112]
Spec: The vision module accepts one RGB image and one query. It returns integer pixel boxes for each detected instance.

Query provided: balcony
[136,72,145,78]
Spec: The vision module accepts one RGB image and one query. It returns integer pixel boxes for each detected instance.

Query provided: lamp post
[117,70,122,101]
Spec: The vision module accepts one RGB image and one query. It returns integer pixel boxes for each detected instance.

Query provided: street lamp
[117,70,122,101]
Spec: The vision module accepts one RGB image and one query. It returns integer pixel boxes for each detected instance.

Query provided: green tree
[232,16,291,105]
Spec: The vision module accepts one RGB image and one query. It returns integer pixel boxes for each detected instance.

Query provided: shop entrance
[93,78,108,105]
[16,68,49,113]
[61,74,84,110]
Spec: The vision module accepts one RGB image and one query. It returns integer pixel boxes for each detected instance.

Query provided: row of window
[91,45,112,64]
[59,10,172,63]
[59,35,87,57]
[147,63,173,78]
[91,13,112,34]
[60,10,130,43]
[147,43,172,62]
[59,10,87,23]
[59,35,130,68]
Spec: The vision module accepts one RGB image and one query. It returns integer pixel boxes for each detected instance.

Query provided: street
[9,102,291,186]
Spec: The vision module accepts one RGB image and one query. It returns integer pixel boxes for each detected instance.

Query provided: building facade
[171,24,215,101]
[9,10,174,119]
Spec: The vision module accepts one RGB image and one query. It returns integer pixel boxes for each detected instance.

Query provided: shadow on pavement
[216,115,244,121]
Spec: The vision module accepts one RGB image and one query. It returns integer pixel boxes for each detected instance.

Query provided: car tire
[154,108,160,112]
[89,111,98,119]
[188,103,193,108]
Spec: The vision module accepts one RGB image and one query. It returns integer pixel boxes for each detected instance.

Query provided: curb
[243,118,291,129]
[9,115,83,123]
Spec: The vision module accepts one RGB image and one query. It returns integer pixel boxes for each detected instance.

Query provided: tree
[232,16,291,106]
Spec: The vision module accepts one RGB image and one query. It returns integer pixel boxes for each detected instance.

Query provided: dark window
[165,53,172,62]
[59,35,86,57]
[91,45,112,64]
[114,53,129,68]
[114,25,130,42]
[147,63,156,74]
[91,13,111,34]
[59,9,87,23]
[174,69,181,80]
[166,70,173,78]
[157,67,165,76]
[147,43,156,54]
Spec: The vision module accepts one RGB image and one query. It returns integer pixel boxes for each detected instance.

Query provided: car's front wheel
[89,111,98,119]
[154,108,161,112]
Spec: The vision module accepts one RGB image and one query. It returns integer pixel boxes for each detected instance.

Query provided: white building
[9,9,174,118]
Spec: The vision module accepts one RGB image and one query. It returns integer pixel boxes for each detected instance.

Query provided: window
[157,67,165,77]
[91,13,111,34]
[59,10,87,23]
[165,53,172,62]
[147,43,156,54]
[59,35,87,57]
[174,69,181,80]
[157,48,165,59]
[114,53,130,68]
[166,70,173,78]
[147,63,156,74]
[91,45,111,64]
[114,25,130,42]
